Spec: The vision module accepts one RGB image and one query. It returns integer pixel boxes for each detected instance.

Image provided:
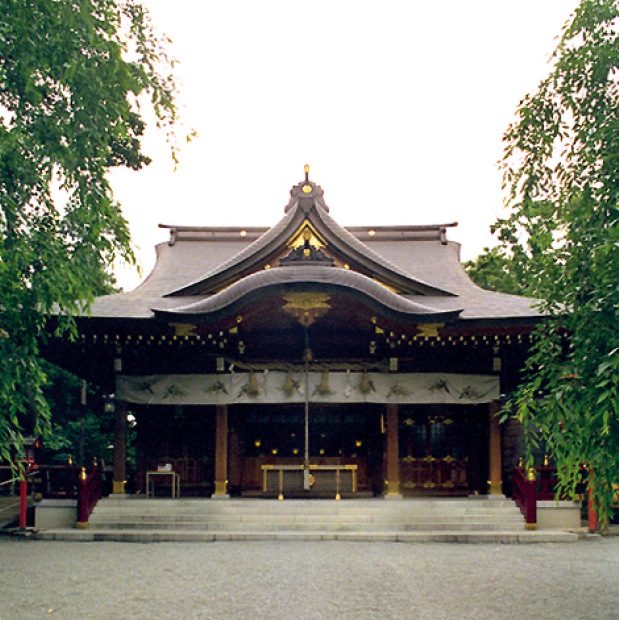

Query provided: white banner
[117,372,499,406]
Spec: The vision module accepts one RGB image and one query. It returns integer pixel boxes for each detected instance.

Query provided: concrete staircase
[36,497,579,543]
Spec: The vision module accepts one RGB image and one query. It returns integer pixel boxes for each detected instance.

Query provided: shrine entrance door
[398,405,488,496]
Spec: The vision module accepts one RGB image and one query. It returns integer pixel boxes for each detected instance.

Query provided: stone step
[35,497,585,543]
[89,512,524,524]
[89,516,524,527]
[35,528,581,544]
[37,496,585,542]
[91,505,523,515]
[97,497,519,510]
[91,501,522,517]
[85,497,527,535]
[87,521,526,533]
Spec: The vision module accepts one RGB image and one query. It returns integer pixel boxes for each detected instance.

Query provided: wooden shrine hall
[45,169,540,500]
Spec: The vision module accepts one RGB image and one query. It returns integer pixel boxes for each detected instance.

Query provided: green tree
[498,0,619,526]
[464,245,532,296]
[0,0,178,464]
[40,360,137,473]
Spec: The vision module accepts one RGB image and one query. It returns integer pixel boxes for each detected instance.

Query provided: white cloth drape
[117,372,499,406]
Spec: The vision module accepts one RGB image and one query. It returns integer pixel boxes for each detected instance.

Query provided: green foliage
[38,361,136,473]
[499,0,619,527]
[464,245,533,296]
[0,1,178,465]
[39,361,107,465]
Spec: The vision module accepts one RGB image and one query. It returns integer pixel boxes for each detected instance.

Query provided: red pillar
[76,467,89,529]
[19,475,28,529]
[588,482,599,532]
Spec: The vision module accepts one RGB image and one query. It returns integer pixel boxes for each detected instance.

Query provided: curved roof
[166,180,454,298]
[85,175,542,324]
[153,265,462,324]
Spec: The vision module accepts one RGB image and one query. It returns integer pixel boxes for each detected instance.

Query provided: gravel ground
[0,537,617,620]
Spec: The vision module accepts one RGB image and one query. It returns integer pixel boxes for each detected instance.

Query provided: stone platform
[35,496,580,543]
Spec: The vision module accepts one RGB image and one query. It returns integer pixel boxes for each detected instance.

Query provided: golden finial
[543,454,549,467]
[304,164,310,181]
[67,454,73,465]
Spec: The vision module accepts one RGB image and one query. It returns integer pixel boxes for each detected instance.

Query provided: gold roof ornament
[288,221,326,249]
[302,164,312,194]
[282,292,331,326]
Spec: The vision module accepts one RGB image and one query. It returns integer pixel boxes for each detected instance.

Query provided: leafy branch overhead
[0,0,180,463]
[497,0,619,527]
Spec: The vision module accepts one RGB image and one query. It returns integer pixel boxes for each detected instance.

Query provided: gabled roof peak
[285,165,330,214]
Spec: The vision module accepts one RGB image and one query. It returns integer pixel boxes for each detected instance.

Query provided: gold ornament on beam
[247,371,260,396]
[359,371,375,394]
[282,292,331,326]
[317,371,331,395]
[283,371,295,395]
[169,323,197,338]
[416,323,444,338]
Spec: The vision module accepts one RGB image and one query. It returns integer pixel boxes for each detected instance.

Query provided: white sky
[110,0,580,291]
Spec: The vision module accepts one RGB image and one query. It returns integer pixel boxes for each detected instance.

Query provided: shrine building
[45,169,538,500]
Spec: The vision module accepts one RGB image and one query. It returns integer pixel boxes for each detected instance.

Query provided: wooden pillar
[112,400,127,495]
[488,401,503,495]
[213,405,229,498]
[228,425,242,496]
[384,403,402,498]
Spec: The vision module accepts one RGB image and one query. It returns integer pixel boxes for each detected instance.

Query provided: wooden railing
[512,467,538,529]
[77,466,103,529]
[512,465,587,530]
[33,465,81,499]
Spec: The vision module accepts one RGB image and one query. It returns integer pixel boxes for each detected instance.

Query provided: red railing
[34,465,81,499]
[534,466,561,500]
[77,465,103,528]
[512,467,538,529]
[512,465,588,530]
